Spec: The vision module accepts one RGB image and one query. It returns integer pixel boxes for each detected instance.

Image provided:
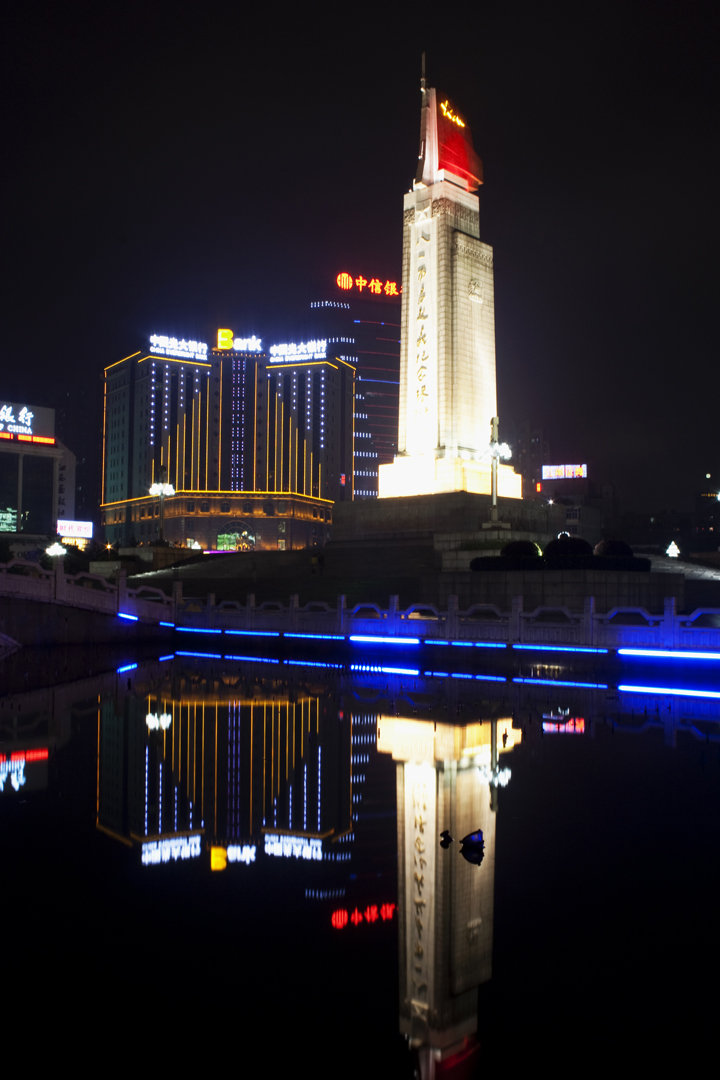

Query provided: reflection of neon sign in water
[264,833,322,861]
[141,835,202,865]
[542,716,585,734]
[146,712,172,731]
[0,748,49,793]
[331,902,396,929]
[439,99,466,128]
[227,844,256,865]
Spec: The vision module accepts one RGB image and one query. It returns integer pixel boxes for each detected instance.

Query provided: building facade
[0,399,75,537]
[101,332,354,550]
[308,273,401,499]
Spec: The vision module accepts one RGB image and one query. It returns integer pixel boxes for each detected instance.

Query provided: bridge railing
[3,560,720,651]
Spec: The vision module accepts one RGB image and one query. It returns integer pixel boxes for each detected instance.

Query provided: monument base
[378,456,522,500]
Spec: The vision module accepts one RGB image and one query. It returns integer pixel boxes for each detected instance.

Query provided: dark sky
[2,2,717,515]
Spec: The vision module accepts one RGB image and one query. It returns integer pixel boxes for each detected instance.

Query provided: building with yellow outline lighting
[101,333,355,550]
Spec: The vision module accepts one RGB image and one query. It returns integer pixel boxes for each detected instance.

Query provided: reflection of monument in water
[379,70,522,500]
[378,715,520,1073]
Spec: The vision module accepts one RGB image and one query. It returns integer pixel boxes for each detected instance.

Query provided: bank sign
[0,401,55,441]
[216,330,263,352]
[149,334,208,361]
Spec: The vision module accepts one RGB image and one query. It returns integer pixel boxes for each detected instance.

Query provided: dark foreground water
[2,645,719,1074]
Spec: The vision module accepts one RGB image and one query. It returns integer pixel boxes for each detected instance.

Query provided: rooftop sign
[149,334,208,361]
[336,272,400,297]
[216,329,263,352]
[0,401,55,441]
[268,339,327,361]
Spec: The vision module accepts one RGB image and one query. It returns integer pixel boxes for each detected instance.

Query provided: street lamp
[488,415,511,523]
[149,481,175,542]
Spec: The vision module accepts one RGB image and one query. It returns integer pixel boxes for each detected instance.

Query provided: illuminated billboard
[57,519,93,538]
[149,334,208,361]
[335,271,400,297]
[542,464,588,480]
[436,94,483,192]
[268,339,327,362]
[0,401,55,441]
[216,329,263,352]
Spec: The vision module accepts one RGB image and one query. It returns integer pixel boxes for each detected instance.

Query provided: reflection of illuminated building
[96,672,356,865]
[377,715,519,1070]
[0,746,49,793]
[379,80,522,499]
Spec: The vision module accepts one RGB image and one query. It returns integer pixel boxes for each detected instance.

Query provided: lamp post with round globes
[149,481,175,543]
[488,415,512,523]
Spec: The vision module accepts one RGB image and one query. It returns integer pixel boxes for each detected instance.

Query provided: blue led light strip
[512,644,608,655]
[349,635,420,645]
[176,627,223,634]
[618,648,720,661]
[175,650,223,659]
[225,629,280,638]
[512,677,609,689]
[285,659,344,669]
[618,683,720,700]
[224,654,280,664]
[350,664,420,676]
[118,612,138,622]
[284,632,345,641]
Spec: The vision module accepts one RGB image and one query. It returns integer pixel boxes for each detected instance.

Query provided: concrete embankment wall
[0,597,171,648]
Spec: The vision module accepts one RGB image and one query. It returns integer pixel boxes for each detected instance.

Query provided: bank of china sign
[0,403,36,435]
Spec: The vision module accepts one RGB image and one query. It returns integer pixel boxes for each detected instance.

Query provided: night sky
[2,2,717,517]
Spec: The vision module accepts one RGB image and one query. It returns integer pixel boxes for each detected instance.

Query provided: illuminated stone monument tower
[379,77,522,499]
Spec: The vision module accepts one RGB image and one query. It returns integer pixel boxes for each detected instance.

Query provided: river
[2,643,718,1074]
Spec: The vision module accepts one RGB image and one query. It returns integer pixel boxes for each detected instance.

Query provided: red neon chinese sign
[336,272,401,297]
[331,902,396,929]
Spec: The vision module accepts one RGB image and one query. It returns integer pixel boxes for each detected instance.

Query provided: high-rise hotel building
[101,332,354,550]
[307,271,401,499]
